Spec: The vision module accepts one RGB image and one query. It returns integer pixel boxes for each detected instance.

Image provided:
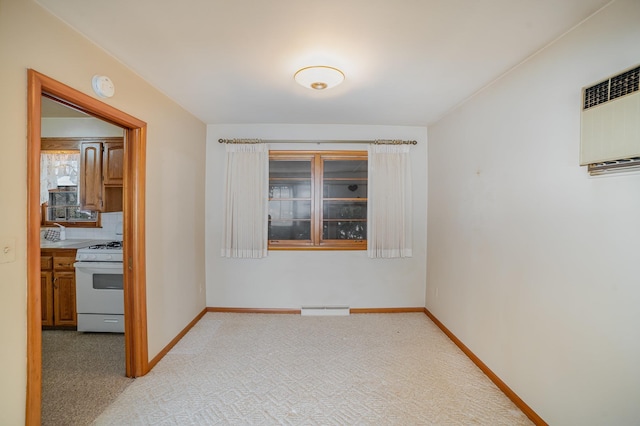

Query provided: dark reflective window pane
[269,182,311,199]
[269,200,311,220]
[269,220,311,240]
[323,181,367,198]
[269,153,368,247]
[323,201,367,219]
[269,160,311,178]
[322,221,367,240]
[323,160,367,179]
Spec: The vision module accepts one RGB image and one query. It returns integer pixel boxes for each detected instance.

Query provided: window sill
[268,242,367,251]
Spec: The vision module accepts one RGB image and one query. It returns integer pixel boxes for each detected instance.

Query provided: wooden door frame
[26,69,149,425]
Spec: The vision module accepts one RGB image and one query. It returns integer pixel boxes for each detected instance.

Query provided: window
[40,152,80,202]
[40,151,98,225]
[268,151,367,250]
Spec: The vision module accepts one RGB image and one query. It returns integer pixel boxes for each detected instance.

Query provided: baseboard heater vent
[301,306,350,316]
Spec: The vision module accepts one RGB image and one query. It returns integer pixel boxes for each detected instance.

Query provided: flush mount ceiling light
[294,66,345,90]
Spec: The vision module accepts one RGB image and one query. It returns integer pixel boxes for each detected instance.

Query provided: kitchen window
[40,150,99,226]
[269,151,367,250]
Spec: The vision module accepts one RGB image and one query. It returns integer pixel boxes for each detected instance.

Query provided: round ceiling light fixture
[294,66,344,90]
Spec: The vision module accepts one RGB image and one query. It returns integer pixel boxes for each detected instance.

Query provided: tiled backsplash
[42,212,123,241]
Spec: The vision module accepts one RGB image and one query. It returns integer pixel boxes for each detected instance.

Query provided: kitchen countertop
[40,239,113,250]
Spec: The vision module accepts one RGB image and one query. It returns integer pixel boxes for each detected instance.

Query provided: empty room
[1,0,640,425]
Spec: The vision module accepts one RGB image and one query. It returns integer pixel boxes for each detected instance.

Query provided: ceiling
[36,0,611,126]
[41,97,89,118]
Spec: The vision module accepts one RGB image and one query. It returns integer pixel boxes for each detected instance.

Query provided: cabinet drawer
[41,256,53,270]
[53,256,76,271]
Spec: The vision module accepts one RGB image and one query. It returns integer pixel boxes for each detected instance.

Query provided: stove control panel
[78,253,120,260]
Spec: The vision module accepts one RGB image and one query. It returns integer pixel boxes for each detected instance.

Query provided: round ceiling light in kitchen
[294,66,344,90]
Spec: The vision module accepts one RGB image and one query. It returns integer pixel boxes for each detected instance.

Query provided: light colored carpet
[42,330,133,426]
[94,313,532,425]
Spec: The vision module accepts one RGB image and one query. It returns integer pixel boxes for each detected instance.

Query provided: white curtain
[40,152,80,204]
[367,144,413,258]
[221,142,269,258]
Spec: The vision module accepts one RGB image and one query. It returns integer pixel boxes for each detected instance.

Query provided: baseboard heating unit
[301,306,350,316]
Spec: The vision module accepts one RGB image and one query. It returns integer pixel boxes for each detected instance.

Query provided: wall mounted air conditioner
[580,65,640,170]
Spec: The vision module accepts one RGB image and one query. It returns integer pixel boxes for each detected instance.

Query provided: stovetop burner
[87,241,123,250]
[76,240,123,262]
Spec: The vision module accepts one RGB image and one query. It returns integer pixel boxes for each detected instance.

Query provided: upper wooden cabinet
[80,138,124,212]
[103,141,124,186]
[80,142,103,211]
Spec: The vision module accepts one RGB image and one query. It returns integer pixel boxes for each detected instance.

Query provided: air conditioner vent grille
[610,66,639,101]
[583,66,639,110]
[584,81,609,109]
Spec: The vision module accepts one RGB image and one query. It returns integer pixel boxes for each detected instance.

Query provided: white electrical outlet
[0,238,16,264]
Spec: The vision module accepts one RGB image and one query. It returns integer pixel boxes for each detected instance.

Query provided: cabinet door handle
[53,277,58,289]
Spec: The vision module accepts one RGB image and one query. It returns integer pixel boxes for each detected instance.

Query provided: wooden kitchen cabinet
[103,141,124,185]
[41,249,77,328]
[80,138,123,212]
[80,142,103,211]
[41,270,54,326]
[102,141,124,212]
[53,271,76,326]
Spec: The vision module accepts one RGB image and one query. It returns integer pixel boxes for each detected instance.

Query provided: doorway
[26,70,149,425]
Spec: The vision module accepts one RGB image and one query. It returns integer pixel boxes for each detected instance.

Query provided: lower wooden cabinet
[41,249,77,328]
[53,271,77,326]
[40,270,54,326]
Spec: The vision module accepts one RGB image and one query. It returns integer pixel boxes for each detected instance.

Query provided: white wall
[427,1,640,424]
[206,124,427,309]
[42,117,124,137]
[0,1,207,424]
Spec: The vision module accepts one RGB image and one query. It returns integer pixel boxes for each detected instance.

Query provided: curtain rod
[218,138,417,145]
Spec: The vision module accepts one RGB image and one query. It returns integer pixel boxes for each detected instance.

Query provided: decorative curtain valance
[221,142,269,258]
[367,144,413,258]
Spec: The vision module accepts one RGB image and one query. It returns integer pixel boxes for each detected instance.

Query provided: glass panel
[41,152,80,187]
[67,207,99,221]
[323,221,367,240]
[323,160,367,179]
[269,220,311,240]
[323,182,367,199]
[269,160,311,179]
[47,207,68,221]
[269,182,311,199]
[323,201,367,220]
[93,274,124,290]
[47,206,98,222]
[269,200,311,220]
[49,190,78,206]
